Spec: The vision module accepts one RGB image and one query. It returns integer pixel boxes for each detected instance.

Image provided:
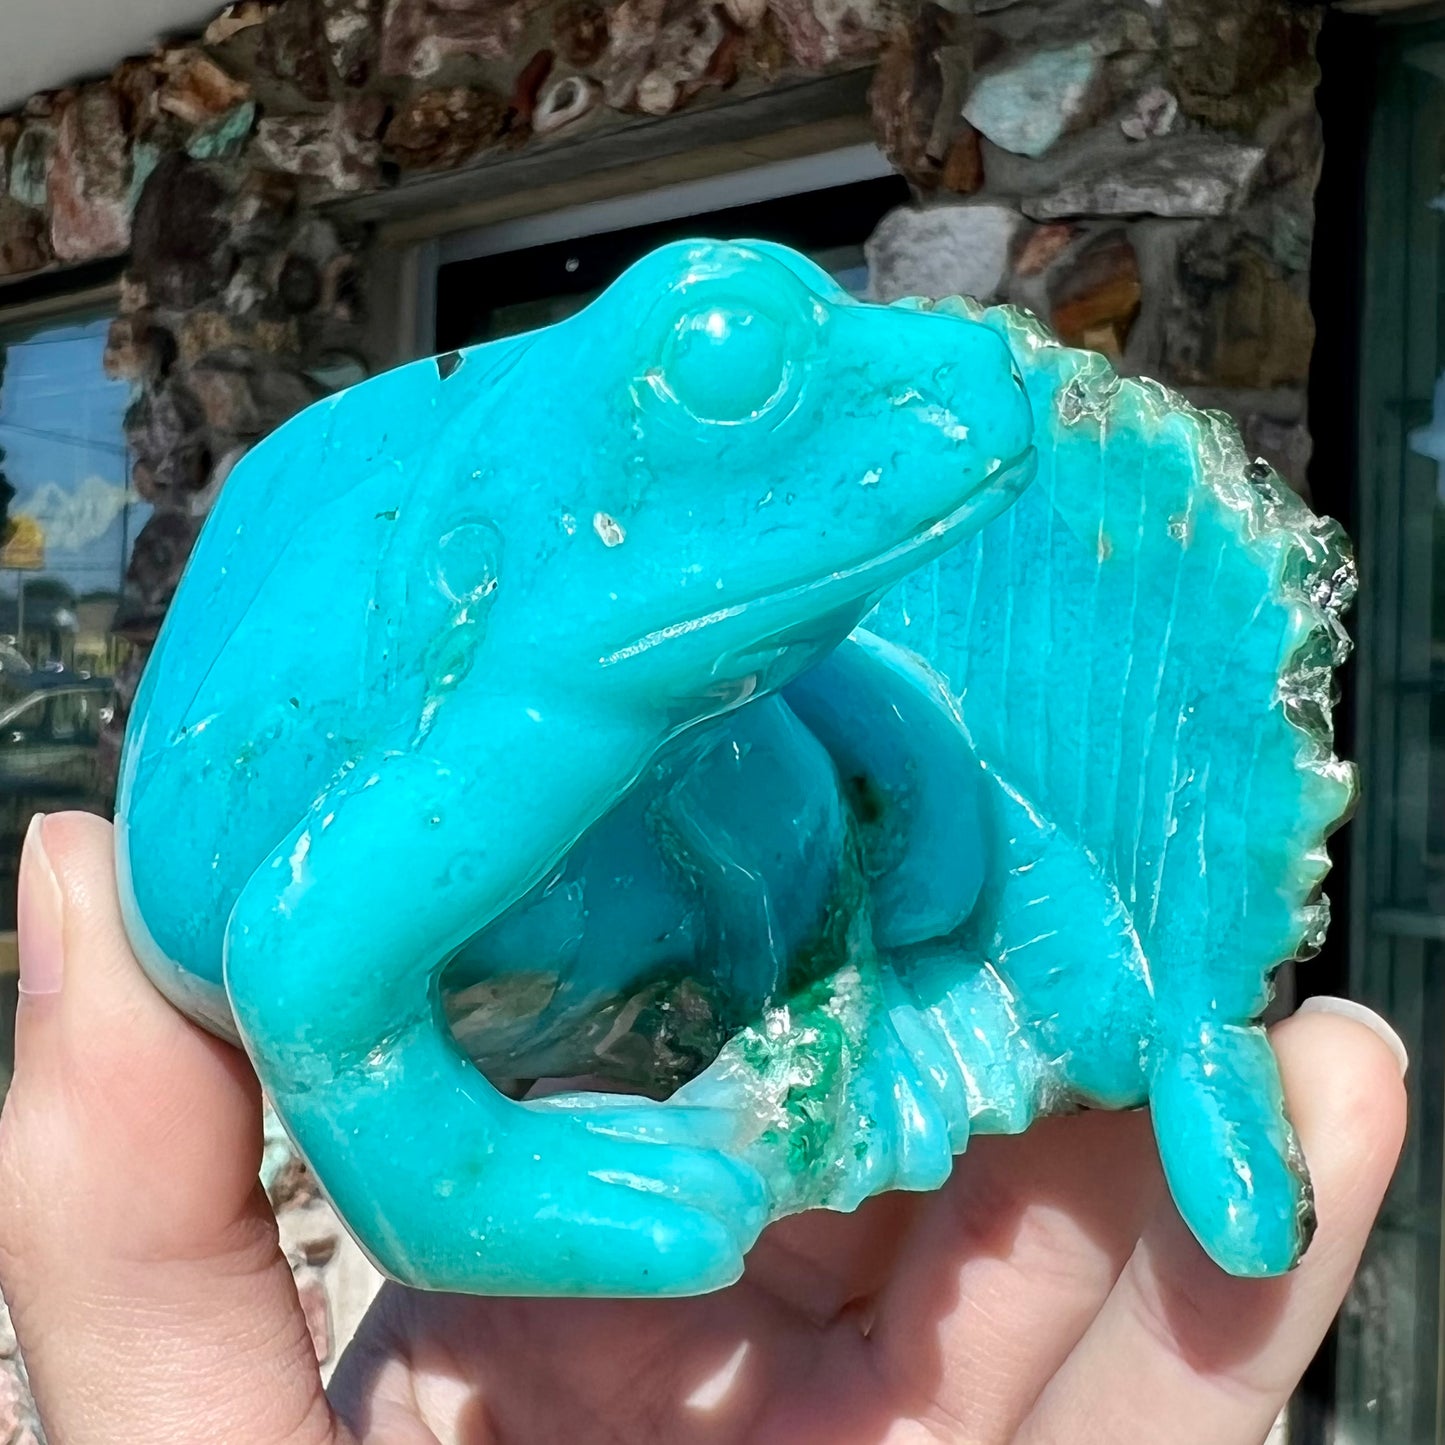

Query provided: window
[0,309,147,978]
[1334,14,1445,1441]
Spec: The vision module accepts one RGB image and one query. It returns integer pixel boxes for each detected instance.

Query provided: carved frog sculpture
[117,241,1354,1298]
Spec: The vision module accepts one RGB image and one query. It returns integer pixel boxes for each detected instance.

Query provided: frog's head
[483,239,1034,730]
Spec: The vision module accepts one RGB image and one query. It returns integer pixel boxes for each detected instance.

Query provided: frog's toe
[586,1192,751,1296]
[532,1092,746,1152]
[526,1091,771,1249]
[589,1139,770,1252]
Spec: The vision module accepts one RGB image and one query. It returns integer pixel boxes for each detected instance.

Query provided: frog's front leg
[223,704,768,1296]
[783,628,1055,1138]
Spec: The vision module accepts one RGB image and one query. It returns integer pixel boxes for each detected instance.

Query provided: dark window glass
[1336,18,1445,1441]
[435,174,908,350]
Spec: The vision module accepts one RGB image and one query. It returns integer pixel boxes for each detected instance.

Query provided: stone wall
[0,0,1327,1434]
[866,0,1322,493]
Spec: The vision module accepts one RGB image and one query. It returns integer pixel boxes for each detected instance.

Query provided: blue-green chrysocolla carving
[116,241,1353,1295]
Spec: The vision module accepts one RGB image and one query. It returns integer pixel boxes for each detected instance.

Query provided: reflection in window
[0,314,149,937]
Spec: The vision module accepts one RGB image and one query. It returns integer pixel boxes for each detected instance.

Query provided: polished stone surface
[116,240,1353,1295]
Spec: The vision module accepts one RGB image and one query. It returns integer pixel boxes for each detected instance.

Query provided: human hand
[0,812,1406,1444]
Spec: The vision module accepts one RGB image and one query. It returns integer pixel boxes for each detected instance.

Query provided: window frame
[408,142,894,356]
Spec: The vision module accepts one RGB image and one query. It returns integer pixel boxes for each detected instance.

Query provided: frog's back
[116,343,519,1030]
[135,354,460,743]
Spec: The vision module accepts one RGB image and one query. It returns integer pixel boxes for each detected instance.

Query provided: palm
[331,1110,1182,1445]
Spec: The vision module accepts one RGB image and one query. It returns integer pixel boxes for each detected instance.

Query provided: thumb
[0,811,350,1445]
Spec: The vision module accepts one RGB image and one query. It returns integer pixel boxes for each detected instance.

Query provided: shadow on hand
[328,1102,1280,1445]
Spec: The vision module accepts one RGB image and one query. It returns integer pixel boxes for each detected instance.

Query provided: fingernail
[17,814,63,997]
[1297,996,1408,1078]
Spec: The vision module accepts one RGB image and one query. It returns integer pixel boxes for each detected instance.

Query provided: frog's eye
[649,297,796,426]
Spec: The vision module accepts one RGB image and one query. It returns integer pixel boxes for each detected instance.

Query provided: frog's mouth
[599,446,1036,670]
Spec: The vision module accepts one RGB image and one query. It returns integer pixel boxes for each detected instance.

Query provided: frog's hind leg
[119,694,365,1041]
[223,723,769,1296]
[1149,1016,1314,1277]
[668,629,1053,1216]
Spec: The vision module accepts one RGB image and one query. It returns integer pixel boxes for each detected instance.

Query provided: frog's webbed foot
[1150,1017,1314,1278]
[224,744,767,1296]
